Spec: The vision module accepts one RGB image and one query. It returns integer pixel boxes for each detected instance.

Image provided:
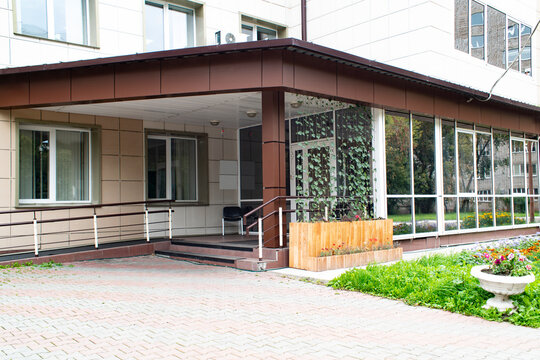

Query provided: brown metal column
[262,90,286,248]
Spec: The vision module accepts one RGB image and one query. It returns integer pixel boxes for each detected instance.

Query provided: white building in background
[0,0,539,104]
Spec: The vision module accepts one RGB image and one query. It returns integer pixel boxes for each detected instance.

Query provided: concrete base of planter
[303,247,403,272]
[471,265,535,312]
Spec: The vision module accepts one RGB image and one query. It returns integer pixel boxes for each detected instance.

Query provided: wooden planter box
[289,220,401,272]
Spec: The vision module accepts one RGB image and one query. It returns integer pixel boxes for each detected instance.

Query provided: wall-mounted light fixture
[210,120,220,126]
[246,110,258,118]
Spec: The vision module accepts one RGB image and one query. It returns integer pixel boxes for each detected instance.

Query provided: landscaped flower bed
[328,235,540,327]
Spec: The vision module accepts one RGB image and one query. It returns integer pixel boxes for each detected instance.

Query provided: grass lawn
[328,237,540,327]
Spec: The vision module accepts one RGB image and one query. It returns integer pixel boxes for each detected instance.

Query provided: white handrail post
[145,207,150,242]
[33,212,38,257]
[168,206,172,240]
[325,206,328,222]
[93,210,99,249]
[279,207,283,247]
[258,217,263,260]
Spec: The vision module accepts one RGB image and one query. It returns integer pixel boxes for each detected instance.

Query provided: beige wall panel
[0,121,10,150]
[41,110,68,123]
[119,118,143,132]
[0,150,10,179]
[96,216,121,244]
[163,122,184,132]
[101,181,121,203]
[12,109,40,120]
[0,110,9,122]
[185,206,206,228]
[205,205,223,227]
[223,139,237,160]
[96,116,119,130]
[121,181,144,202]
[120,131,143,156]
[144,120,165,130]
[185,124,204,133]
[208,160,220,182]
[208,182,222,205]
[102,130,120,155]
[208,138,222,161]
[0,179,10,207]
[223,190,238,204]
[40,221,69,250]
[102,155,120,181]
[120,156,143,181]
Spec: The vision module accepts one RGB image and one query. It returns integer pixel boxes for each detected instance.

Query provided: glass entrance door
[290,140,336,221]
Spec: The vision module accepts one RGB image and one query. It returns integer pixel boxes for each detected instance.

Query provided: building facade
[1,0,540,253]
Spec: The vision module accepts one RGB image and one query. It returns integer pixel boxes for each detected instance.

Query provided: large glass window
[144,1,194,51]
[385,112,436,236]
[147,136,197,201]
[19,126,90,203]
[15,0,90,45]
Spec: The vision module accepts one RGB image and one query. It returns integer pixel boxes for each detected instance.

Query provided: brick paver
[0,256,539,359]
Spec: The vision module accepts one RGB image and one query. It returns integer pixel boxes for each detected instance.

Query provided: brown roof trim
[1,38,539,114]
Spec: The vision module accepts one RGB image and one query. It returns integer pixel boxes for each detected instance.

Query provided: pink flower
[519,255,525,262]
[500,255,505,261]
[484,253,490,259]
[508,253,514,260]
[526,264,532,270]
[494,258,501,265]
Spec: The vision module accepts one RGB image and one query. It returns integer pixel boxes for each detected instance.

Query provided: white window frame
[18,124,92,204]
[144,0,196,51]
[241,22,278,41]
[15,0,90,45]
[147,135,198,202]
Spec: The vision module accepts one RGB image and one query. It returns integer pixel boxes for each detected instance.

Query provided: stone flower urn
[471,265,535,312]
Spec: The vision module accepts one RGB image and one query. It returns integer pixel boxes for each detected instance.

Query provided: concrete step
[171,239,255,252]
[155,249,244,266]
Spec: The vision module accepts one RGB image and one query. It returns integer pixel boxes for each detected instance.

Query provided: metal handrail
[0,199,172,215]
[0,200,176,257]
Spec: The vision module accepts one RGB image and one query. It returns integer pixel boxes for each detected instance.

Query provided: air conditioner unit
[214,31,249,45]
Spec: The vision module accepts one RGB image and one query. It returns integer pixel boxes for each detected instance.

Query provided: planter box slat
[289,220,401,272]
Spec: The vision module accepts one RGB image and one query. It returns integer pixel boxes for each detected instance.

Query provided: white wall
[306,0,539,106]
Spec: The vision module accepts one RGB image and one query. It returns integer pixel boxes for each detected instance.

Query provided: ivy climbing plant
[291,96,374,222]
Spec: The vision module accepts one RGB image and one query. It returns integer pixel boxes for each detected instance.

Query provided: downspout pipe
[301,0,307,41]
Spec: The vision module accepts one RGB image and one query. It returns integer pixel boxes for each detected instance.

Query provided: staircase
[155,238,288,271]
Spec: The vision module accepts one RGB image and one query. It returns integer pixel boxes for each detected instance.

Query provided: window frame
[146,134,199,203]
[18,123,92,205]
[143,0,196,51]
[14,0,92,46]
[241,21,278,41]
[454,0,532,76]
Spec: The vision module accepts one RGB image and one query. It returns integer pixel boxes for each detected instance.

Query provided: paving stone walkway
[1,256,539,359]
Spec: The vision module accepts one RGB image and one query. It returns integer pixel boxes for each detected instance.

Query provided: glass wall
[385,112,436,235]
[385,113,539,238]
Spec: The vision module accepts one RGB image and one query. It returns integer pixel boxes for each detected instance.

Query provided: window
[241,23,277,42]
[19,125,90,203]
[385,112,437,235]
[147,136,197,201]
[454,1,532,76]
[144,1,194,51]
[15,0,90,45]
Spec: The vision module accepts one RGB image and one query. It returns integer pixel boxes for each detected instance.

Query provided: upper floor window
[144,1,195,51]
[15,0,91,46]
[454,0,532,76]
[241,23,277,41]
